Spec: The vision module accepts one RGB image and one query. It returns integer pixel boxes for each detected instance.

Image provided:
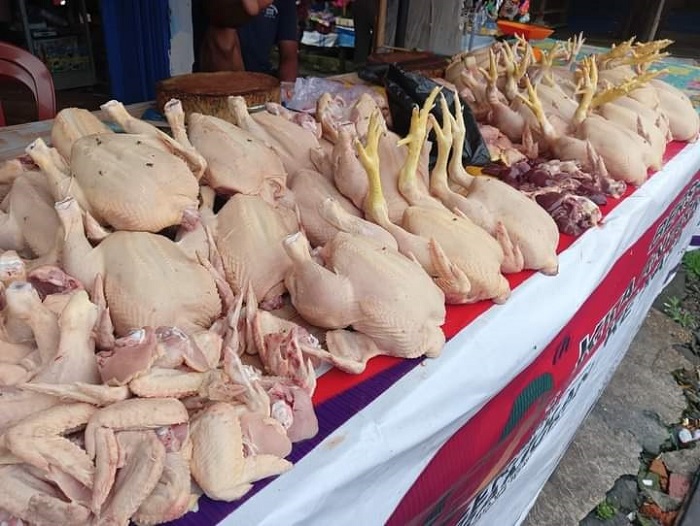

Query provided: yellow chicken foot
[355,111,390,225]
[397,86,441,204]
[564,32,586,67]
[572,57,598,127]
[596,37,636,68]
[500,42,519,100]
[590,70,664,109]
[517,76,558,142]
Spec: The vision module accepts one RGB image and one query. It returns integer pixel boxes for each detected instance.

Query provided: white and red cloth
[173,140,700,526]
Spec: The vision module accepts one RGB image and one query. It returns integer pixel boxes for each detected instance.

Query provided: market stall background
[0,1,700,525]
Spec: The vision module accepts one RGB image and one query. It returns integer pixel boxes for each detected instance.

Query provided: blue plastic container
[336,26,355,48]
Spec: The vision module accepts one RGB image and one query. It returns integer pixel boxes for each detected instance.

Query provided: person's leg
[353,0,377,65]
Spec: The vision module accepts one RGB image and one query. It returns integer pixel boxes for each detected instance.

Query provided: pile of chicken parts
[443,35,700,231]
[0,34,698,525]
[0,79,563,523]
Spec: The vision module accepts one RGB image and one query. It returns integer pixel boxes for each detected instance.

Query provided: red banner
[388,172,700,526]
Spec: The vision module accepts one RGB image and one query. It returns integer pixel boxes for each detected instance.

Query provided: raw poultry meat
[316,92,379,143]
[97,429,167,525]
[355,91,513,303]
[0,464,91,524]
[27,132,200,233]
[0,168,61,261]
[334,109,431,224]
[649,79,700,141]
[518,62,652,186]
[190,402,291,501]
[287,168,362,247]
[202,193,297,307]
[288,166,397,250]
[51,107,113,161]
[445,93,560,275]
[55,197,222,336]
[187,111,289,202]
[265,102,322,139]
[478,123,530,165]
[31,288,99,384]
[482,157,624,235]
[317,196,398,250]
[101,99,208,180]
[284,229,446,374]
[229,95,321,177]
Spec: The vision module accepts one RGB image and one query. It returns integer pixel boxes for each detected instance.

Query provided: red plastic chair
[0,41,57,125]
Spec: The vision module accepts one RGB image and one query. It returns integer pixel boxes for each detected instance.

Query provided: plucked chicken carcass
[355,94,513,303]
[649,79,700,141]
[27,130,200,233]
[201,192,298,308]
[287,168,361,248]
[101,99,208,180]
[187,111,290,202]
[229,95,322,177]
[50,107,114,161]
[518,61,653,186]
[440,94,560,275]
[0,168,61,262]
[55,197,222,336]
[283,229,446,374]
[330,105,432,224]
[287,167,397,250]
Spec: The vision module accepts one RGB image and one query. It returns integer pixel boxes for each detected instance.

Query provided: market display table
[1,55,698,526]
[191,139,697,526]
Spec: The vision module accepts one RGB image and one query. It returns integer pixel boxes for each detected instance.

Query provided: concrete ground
[523,302,698,526]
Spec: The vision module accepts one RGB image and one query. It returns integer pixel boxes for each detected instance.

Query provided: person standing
[352,0,378,65]
[192,0,299,82]
[237,0,299,81]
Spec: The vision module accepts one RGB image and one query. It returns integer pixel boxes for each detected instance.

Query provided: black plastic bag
[357,62,391,86]
[384,64,491,168]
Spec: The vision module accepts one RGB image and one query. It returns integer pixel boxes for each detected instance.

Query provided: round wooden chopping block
[156,71,281,120]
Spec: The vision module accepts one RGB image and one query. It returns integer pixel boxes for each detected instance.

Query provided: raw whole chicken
[283,229,446,374]
[51,107,114,160]
[649,79,700,141]
[355,95,513,304]
[187,111,289,202]
[55,197,222,336]
[101,99,208,180]
[287,168,362,247]
[0,168,61,261]
[442,93,560,275]
[519,61,652,186]
[228,96,322,177]
[27,132,200,233]
[203,193,298,307]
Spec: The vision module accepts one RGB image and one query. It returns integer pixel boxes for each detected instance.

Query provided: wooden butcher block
[156,71,281,120]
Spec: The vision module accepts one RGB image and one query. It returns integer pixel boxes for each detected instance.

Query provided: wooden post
[375,0,388,52]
